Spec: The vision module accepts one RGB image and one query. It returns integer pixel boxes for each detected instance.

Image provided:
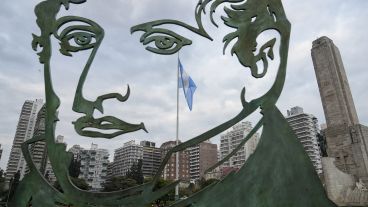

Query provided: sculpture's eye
[54,17,104,57]
[69,32,95,46]
[143,34,189,55]
[131,27,192,55]
[58,28,98,56]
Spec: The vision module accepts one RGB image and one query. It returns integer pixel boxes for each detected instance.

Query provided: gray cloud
[0,0,367,169]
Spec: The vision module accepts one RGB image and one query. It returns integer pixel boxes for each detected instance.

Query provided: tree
[0,170,5,191]
[151,179,175,207]
[102,159,144,192]
[187,182,197,193]
[7,170,20,201]
[126,159,143,184]
[69,158,81,178]
[317,132,328,157]
[70,177,90,190]
[53,157,89,192]
[198,178,219,189]
[54,177,90,192]
[102,176,137,192]
[0,169,8,201]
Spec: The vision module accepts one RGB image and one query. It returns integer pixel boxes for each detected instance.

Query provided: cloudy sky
[0,0,367,169]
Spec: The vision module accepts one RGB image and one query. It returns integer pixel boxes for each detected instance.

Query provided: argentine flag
[178,58,197,111]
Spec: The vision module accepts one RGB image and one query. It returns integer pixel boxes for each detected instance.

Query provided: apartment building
[219,121,260,169]
[5,99,43,181]
[286,106,323,174]
[188,142,218,181]
[69,144,109,190]
[160,140,190,181]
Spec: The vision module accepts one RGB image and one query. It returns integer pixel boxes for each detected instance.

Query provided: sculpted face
[22,0,290,205]
[34,0,149,139]
[32,0,289,142]
[32,0,290,141]
[13,1,338,206]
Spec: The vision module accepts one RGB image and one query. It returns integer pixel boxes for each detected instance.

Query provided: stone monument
[312,36,368,206]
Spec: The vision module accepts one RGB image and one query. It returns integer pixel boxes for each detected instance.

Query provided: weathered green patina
[9,0,338,206]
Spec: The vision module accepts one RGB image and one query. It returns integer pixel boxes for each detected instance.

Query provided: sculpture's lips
[73,115,147,139]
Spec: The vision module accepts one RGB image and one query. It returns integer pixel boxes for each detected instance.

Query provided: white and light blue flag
[178,58,197,111]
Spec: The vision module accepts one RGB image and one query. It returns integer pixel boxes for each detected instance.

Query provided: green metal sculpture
[9,0,338,206]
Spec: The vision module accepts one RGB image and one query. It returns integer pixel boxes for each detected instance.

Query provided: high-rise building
[106,162,114,180]
[188,142,218,181]
[111,141,143,177]
[5,99,43,182]
[29,105,47,174]
[22,104,66,184]
[140,141,162,178]
[312,36,368,182]
[286,106,323,174]
[69,144,109,190]
[219,121,260,169]
[160,141,190,181]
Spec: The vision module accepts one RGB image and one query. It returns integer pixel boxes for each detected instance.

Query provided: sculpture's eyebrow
[54,16,104,38]
[131,19,213,41]
[131,18,214,55]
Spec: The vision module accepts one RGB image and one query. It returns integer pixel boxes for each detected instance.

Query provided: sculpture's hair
[199,0,285,24]
[32,0,85,63]
[198,0,288,54]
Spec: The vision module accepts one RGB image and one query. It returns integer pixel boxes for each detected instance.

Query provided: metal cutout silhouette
[9,0,338,206]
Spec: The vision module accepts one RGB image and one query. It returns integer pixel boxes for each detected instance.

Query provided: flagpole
[175,52,180,200]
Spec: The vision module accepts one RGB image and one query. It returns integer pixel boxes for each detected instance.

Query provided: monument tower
[312,36,368,183]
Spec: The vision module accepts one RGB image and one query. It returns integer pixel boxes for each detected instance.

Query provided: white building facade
[5,99,43,181]
[219,121,260,169]
[69,144,109,190]
[286,106,323,174]
[111,141,143,177]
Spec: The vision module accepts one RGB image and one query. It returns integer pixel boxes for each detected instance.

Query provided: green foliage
[317,132,328,157]
[101,176,137,192]
[0,170,8,202]
[7,171,20,201]
[53,156,89,192]
[68,158,81,178]
[54,177,90,192]
[198,178,219,189]
[102,159,145,192]
[187,182,196,193]
[70,177,90,190]
[126,159,143,184]
[179,187,192,197]
[152,179,175,207]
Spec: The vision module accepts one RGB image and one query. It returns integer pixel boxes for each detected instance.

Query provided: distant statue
[10,0,337,206]
[356,179,368,191]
